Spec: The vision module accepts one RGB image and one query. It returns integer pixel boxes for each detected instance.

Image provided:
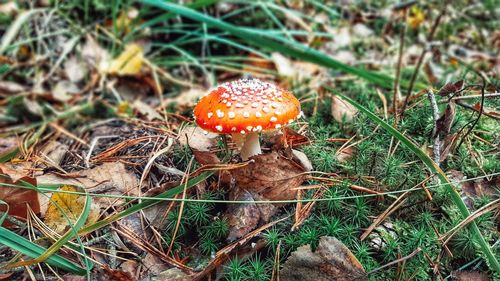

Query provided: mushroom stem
[231,132,261,161]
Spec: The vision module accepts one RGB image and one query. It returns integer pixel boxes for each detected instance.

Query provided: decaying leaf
[44,185,99,234]
[451,271,490,281]
[0,169,40,227]
[280,236,367,281]
[229,151,306,201]
[178,126,220,165]
[157,268,191,281]
[0,81,26,94]
[133,100,162,121]
[435,101,456,137]
[107,44,144,76]
[437,80,464,96]
[331,95,358,123]
[225,190,278,241]
[37,162,139,210]
[52,80,79,102]
[165,88,206,107]
[64,56,88,83]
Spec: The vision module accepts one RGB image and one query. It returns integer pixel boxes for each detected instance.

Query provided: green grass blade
[142,0,426,90]
[0,227,86,274]
[325,86,500,274]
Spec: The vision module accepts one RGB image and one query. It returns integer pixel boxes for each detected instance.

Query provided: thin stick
[368,247,422,275]
[393,8,408,126]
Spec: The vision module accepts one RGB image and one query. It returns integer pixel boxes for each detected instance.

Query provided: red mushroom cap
[193,79,301,134]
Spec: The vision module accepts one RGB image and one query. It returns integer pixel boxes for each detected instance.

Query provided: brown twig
[393,7,409,126]
[368,247,422,275]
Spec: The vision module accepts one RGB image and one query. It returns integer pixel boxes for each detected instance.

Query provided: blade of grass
[324,86,499,274]
[5,186,92,271]
[0,227,86,274]
[142,1,426,90]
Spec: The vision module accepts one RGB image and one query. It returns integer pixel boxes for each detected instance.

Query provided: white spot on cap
[243,112,250,118]
[254,125,263,132]
[235,103,244,108]
[246,126,253,131]
[228,112,235,119]
[256,112,262,118]
[240,130,246,134]
[231,127,237,132]
[270,116,278,122]
[203,130,208,135]
[275,111,282,115]
[226,102,232,107]
[216,109,224,118]
[277,97,283,101]
[271,103,278,108]
[275,124,282,129]
[251,102,259,108]
[222,99,227,104]
[208,112,213,119]
[216,125,223,132]
[262,107,270,113]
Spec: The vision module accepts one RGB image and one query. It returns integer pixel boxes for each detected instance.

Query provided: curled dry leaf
[331,95,358,123]
[280,236,367,281]
[229,151,306,201]
[225,190,278,241]
[437,80,464,96]
[0,168,40,227]
[435,101,456,137]
[43,185,99,234]
[178,126,220,165]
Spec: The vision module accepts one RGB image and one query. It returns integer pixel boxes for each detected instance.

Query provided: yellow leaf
[44,185,99,234]
[407,6,425,29]
[107,44,144,76]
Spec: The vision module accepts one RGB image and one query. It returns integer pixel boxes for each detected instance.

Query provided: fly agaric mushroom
[193,78,301,160]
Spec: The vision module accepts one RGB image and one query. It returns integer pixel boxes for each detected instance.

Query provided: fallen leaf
[64,56,88,83]
[43,185,99,234]
[132,100,162,121]
[0,81,26,94]
[82,35,110,70]
[471,102,500,117]
[292,149,313,171]
[225,190,278,241]
[52,80,80,102]
[451,271,490,281]
[165,88,206,107]
[437,80,464,96]
[435,100,456,137]
[229,151,306,201]
[178,126,220,165]
[331,95,358,123]
[0,168,40,227]
[100,265,135,281]
[280,236,367,281]
[157,268,191,281]
[107,44,144,76]
[37,162,139,211]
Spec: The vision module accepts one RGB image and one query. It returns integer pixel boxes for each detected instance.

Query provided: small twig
[401,1,448,118]
[427,90,441,165]
[392,7,409,126]
[368,247,422,275]
[455,101,499,120]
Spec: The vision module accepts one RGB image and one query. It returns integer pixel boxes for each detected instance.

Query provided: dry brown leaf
[229,151,306,201]
[435,101,456,137]
[132,100,162,121]
[37,162,139,210]
[452,271,490,281]
[157,268,191,281]
[178,126,221,165]
[437,80,464,96]
[39,141,69,167]
[0,81,26,94]
[52,80,80,102]
[0,169,40,227]
[43,185,99,234]
[331,95,358,123]
[292,149,313,171]
[280,236,367,281]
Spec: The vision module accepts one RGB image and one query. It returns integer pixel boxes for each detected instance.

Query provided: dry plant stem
[167,157,194,257]
[426,90,441,165]
[456,101,500,120]
[401,1,447,117]
[232,132,262,161]
[392,8,408,126]
[368,247,422,275]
